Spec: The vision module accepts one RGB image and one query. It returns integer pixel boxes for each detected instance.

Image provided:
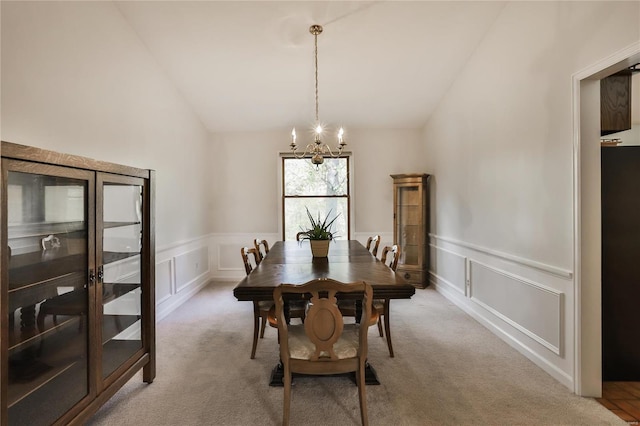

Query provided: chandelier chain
[314,31,319,123]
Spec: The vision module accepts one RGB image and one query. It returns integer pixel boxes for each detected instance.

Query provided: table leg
[269,361,285,387]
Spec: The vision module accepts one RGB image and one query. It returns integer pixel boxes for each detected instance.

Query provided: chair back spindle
[253,238,270,261]
[381,245,400,271]
[365,235,381,257]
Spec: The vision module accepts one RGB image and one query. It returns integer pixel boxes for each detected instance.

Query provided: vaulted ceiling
[115,1,506,133]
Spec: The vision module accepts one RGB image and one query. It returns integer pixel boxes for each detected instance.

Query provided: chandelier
[290,24,346,166]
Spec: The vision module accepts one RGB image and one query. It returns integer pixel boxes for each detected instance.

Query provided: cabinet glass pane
[398,185,420,206]
[101,183,143,378]
[7,171,89,426]
[396,186,423,268]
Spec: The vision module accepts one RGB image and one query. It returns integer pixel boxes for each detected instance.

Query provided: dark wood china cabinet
[1,141,155,425]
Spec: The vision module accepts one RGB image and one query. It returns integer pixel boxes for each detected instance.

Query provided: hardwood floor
[597,382,640,423]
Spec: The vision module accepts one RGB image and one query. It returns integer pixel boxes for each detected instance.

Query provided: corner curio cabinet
[391,174,431,289]
[1,141,155,425]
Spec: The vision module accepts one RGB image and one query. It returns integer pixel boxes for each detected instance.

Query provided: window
[282,156,350,241]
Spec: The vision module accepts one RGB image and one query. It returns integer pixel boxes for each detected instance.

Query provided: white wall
[1,1,214,317]
[208,128,424,278]
[422,1,640,393]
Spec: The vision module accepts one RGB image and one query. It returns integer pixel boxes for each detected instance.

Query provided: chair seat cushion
[288,323,359,360]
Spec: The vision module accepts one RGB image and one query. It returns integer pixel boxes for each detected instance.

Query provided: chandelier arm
[291,143,322,159]
[321,144,346,158]
[291,151,308,159]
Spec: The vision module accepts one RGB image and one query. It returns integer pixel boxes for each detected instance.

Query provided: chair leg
[377,317,384,337]
[259,314,267,338]
[357,360,369,426]
[37,310,46,333]
[251,302,260,359]
[384,300,394,357]
[283,363,291,426]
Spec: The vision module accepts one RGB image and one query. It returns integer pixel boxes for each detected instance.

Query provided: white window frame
[279,152,353,241]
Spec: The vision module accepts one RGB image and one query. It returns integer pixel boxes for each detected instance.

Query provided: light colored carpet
[88,281,624,425]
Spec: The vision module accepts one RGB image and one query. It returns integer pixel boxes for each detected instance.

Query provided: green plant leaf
[299,207,340,241]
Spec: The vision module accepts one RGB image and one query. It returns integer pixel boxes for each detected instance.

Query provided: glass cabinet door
[97,174,144,380]
[4,160,94,426]
[396,184,423,267]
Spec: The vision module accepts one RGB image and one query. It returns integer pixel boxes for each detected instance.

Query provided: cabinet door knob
[404,273,410,280]
[89,269,96,286]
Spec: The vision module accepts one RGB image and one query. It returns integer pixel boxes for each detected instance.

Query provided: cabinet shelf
[8,320,87,407]
[8,360,78,407]
[104,251,140,265]
[8,271,85,313]
[102,283,141,304]
[8,359,87,426]
[9,249,85,269]
[9,315,81,355]
[8,221,86,240]
[104,221,141,229]
[102,314,140,344]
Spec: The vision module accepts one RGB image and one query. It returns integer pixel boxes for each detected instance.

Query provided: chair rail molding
[430,233,573,279]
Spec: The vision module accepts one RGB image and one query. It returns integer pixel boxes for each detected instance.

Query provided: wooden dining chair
[253,238,270,262]
[241,246,276,359]
[274,278,372,426]
[337,236,381,325]
[242,245,305,359]
[365,235,381,257]
[375,244,401,357]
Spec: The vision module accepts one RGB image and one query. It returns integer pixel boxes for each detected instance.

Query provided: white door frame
[573,41,640,396]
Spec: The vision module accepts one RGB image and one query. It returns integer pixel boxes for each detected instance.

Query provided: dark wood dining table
[233,239,416,385]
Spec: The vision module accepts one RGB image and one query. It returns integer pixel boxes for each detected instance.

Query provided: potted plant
[298,207,339,257]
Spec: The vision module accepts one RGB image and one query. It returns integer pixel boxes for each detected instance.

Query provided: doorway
[576,43,640,397]
[601,145,640,380]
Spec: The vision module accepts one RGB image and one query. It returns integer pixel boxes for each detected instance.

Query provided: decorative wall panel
[430,245,467,294]
[175,247,210,292]
[155,259,173,304]
[469,260,562,354]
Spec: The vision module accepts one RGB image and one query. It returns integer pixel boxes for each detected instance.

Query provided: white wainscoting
[429,234,573,390]
[469,260,563,355]
[155,235,214,321]
[211,233,281,281]
[429,244,467,296]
